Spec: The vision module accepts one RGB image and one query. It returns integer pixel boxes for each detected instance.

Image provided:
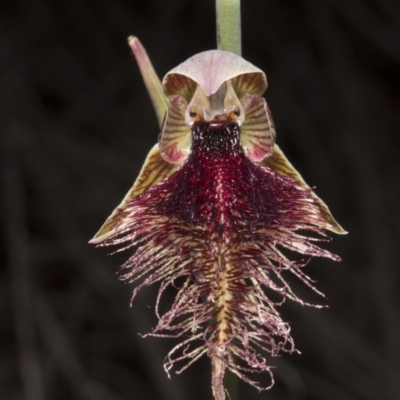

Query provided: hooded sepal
[163,50,266,98]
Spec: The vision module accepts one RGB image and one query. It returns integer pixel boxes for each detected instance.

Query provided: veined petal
[159,94,192,163]
[90,144,180,244]
[259,144,347,234]
[162,73,197,103]
[240,94,276,161]
[231,71,268,98]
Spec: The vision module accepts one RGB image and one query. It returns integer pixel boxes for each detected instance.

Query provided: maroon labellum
[90,44,345,400]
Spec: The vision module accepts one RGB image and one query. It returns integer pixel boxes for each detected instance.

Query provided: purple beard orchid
[90,40,345,400]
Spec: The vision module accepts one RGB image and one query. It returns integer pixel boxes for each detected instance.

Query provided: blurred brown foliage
[1,0,400,399]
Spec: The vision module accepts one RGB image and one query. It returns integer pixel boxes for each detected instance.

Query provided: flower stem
[216,0,242,56]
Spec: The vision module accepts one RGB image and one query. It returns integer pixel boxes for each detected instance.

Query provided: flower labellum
[90,41,345,400]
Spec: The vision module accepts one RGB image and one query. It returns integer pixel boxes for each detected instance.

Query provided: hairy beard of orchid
[91,44,345,400]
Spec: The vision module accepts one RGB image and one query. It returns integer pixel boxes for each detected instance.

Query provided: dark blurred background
[1,0,399,399]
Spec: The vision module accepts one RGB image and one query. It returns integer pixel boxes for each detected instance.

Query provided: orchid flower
[90,36,345,400]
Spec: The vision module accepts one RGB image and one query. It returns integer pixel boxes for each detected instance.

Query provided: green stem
[216,0,242,55]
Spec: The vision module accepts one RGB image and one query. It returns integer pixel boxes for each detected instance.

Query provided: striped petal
[231,71,267,98]
[159,94,192,164]
[240,94,276,161]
